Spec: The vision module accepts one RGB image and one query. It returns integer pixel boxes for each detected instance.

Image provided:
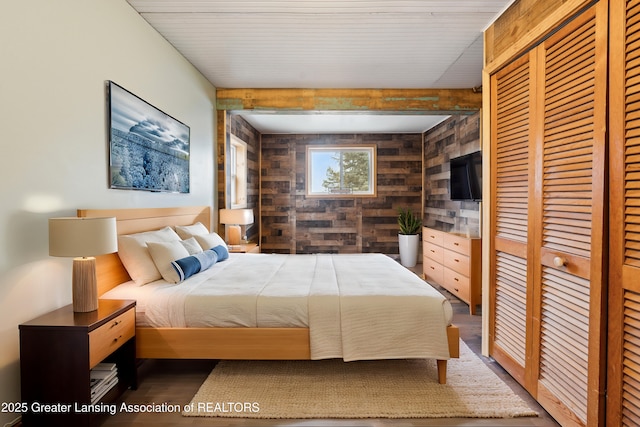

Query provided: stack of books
[90,363,118,403]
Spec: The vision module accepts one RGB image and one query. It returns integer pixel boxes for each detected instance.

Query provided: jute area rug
[183,340,537,419]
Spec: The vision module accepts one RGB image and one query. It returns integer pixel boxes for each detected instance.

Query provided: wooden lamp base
[72,257,98,312]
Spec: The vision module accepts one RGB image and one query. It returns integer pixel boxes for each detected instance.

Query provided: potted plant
[397,207,422,267]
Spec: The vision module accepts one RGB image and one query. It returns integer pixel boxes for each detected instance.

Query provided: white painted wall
[0,1,216,423]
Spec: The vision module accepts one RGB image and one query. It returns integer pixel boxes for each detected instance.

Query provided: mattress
[102,253,453,360]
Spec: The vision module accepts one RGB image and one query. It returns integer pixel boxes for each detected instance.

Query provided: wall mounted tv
[449,151,482,201]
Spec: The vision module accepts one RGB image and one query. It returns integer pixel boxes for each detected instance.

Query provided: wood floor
[101,262,560,427]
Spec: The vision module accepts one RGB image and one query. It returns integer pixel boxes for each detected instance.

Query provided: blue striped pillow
[171,244,229,283]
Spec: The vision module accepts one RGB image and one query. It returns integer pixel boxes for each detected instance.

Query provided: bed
[79,206,460,384]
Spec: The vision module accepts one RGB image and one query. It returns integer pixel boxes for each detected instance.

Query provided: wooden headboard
[78,206,211,296]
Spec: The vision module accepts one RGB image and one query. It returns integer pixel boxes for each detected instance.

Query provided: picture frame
[107,81,190,193]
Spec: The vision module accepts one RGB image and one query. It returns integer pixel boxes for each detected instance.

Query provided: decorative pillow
[171,245,229,282]
[147,241,191,284]
[175,222,209,240]
[180,237,203,255]
[117,226,181,286]
[194,232,228,251]
[210,244,229,261]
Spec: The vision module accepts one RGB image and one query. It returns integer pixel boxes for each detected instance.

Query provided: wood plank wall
[260,133,423,254]
[423,113,481,236]
[218,113,260,242]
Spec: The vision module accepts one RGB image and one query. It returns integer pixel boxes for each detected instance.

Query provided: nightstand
[228,242,259,253]
[19,299,137,427]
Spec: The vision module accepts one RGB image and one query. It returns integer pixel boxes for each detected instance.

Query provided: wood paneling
[423,113,481,235]
[260,133,422,254]
[225,114,261,242]
[484,0,594,73]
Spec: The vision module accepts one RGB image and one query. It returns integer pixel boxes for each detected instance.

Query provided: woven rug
[183,340,537,419]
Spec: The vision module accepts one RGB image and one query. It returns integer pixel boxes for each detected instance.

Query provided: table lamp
[49,217,117,312]
[219,208,254,245]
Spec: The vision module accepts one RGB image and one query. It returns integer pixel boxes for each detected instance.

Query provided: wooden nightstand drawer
[443,248,470,276]
[89,308,135,368]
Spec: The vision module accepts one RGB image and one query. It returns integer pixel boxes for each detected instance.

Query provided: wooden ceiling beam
[216,88,481,113]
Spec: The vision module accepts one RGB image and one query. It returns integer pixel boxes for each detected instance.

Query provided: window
[229,135,247,208]
[307,145,376,196]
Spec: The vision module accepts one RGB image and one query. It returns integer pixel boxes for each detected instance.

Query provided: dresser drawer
[443,248,471,275]
[423,227,444,246]
[89,308,135,368]
[443,233,471,254]
[424,242,444,263]
[423,258,444,286]
[443,267,470,302]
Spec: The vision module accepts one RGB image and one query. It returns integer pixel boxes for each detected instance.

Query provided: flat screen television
[449,151,482,201]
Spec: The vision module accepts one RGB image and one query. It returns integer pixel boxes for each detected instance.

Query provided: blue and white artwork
[108,81,190,193]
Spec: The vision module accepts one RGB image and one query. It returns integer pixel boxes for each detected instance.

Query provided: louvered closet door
[490,2,607,426]
[608,1,640,426]
[535,3,607,426]
[490,53,534,387]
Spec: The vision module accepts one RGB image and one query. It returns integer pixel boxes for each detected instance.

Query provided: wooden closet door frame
[608,0,640,424]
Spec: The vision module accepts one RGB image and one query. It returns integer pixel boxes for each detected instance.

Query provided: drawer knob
[454,259,460,263]
[454,242,459,246]
[553,256,567,268]
[454,288,459,292]
[111,320,121,328]
[454,278,459,282]
[113,335,122,343]
[430,266,435,270]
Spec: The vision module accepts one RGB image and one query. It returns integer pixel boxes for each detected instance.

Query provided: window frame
[229,134,248,208]
[306,145,377,197]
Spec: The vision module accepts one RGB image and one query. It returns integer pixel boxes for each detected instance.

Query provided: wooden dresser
[422,226,481,315]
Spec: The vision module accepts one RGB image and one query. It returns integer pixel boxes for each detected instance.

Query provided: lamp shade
[219,208,254,225]
[49,217,117,257]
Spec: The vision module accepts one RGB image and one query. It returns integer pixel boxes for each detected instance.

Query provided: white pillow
[117,226,181,286]
[175,222,209,240]
[147,241,191,284]
[194,232,228,251]
[180,237,203,255]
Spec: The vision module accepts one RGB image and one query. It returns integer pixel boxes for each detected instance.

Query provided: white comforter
[102,253,453,361]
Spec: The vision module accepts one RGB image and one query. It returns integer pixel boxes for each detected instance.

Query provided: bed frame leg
[437,359,447,384]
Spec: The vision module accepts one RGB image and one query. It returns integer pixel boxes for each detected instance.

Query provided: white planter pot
[398,233,420,267]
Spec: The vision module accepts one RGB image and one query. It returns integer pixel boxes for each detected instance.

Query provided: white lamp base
[227,225,241,245]
[72,257,98,312]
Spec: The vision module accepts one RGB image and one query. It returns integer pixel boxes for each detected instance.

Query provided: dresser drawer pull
[454,277,459,282]
[111,320,122,328]
[454,288,459,292]
[454,259,460,263]
[430,266,435,270]
[430,250,436,253]
[454,242,459,246]
[113,335,122,343]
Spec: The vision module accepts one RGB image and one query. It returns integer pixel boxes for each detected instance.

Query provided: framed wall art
[107,81,190,193]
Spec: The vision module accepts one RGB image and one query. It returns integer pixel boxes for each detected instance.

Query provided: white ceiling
[126,0,514,133]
